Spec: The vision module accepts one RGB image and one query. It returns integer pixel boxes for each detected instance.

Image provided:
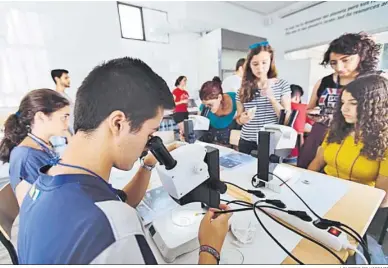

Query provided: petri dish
[171,208,202,227]
[219,248,244,264]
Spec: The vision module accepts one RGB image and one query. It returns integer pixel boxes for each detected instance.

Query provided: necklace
[334,140,360,181]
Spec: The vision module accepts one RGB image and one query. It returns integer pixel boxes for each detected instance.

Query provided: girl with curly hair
[308,74,388,206]
[298,32,382,168]
[235,41,291,154]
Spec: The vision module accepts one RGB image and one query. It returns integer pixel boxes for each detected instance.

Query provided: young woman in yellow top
[308,74,388,206]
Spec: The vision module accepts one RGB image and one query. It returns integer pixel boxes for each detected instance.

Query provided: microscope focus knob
[193,165,204,174]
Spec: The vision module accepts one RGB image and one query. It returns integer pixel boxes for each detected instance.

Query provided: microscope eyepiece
[147,136,177,170]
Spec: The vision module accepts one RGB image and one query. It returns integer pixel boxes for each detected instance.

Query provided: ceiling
[227,1,299,15]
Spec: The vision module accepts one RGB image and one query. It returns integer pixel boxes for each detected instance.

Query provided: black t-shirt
[316,74,344,116]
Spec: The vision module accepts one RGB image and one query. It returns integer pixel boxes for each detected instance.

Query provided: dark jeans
[238,138,257,155]
[229,119,242,130]
[199,127,231,145]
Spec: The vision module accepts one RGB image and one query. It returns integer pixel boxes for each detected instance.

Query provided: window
[117,2,169,43]
[380,43,388,71]
[117,3,144,40]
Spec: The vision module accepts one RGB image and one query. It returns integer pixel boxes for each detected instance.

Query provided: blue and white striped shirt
[236,79,291,143]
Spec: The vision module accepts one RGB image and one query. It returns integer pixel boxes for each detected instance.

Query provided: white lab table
[108,142,385,264]
[9,142,384,264]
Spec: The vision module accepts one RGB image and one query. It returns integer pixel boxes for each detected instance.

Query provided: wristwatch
[140,157,155,171]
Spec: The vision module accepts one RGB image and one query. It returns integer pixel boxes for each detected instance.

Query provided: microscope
[146,136,226,262]
[252,110,298,188]
[183,115,210,144]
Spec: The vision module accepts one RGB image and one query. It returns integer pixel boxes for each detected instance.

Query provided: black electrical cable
[340,223,366,247]
[253,201,346,265]
[263,172,369,262]
[251,201,304,265]
[227,172,367,264]
[263,172,368,247]
[221,199,345,264]
[337,226,371,264]
[224,181,265,198]
[252,173,321,219]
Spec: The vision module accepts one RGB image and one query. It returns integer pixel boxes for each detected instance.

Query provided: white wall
[0,1,268,112]
[184,1,267,38]
[196,29,222,98]
[221,49,247,71]
[267,1,388,56]
[0,1,203,108]
[275,59,311,103]
[264,1,388,103]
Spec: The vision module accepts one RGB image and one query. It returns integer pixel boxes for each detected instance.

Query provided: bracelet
[199,245,220,264]
[140,157,155,171]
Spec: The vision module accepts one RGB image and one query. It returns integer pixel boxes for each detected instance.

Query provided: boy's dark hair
[74,57,175,134]
[51,69,69,84]
[235,58,246,71]
[0,89,69,162]
[290,84,304,97]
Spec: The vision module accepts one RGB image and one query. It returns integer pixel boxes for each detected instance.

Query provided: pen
[279,178,290,187]
[194,208,251,216]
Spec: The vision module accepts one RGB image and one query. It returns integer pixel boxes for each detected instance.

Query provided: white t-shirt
[222,74,242,93]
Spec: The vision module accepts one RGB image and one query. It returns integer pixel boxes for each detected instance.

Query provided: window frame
[117,2,146,41]
[116,2,169,44]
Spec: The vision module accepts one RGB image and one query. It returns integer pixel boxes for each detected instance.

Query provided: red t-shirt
[172,88,189,113]
[290,102,307,157]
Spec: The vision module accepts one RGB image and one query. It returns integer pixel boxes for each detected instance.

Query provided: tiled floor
[1,209,388,265]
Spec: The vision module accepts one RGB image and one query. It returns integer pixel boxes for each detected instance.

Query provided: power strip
[261,206,349,252]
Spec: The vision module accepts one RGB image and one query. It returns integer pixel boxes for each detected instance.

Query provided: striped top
[237,79,291,142]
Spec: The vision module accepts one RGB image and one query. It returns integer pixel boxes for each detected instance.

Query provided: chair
[229,130,241,147]
[0,182,19,264]
[378,208,388,245]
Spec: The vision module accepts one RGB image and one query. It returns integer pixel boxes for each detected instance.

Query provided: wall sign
[285,1,388,36]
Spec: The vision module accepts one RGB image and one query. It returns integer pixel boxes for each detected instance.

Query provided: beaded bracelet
[199,245,220,264]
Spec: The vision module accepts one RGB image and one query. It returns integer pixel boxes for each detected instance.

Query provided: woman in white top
[235,41,291,155]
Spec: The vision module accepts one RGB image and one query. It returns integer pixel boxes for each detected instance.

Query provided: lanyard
[27,133,58,159]
[29,133,122,201]
[54,161,122,202]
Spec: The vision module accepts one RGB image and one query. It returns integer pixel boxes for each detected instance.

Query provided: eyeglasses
[249,41,269,50]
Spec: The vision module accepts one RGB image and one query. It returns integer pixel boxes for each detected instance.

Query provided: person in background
[51,69,71,101]
[235,41,291,155]
[299,33,382,169]
[308,33,381,118]
[51,69,73,148]
[308,74,388,207]
[172,76,189,135]
[290,84,304,104]
[285,84,307,163]
[222,58,246,93]
[0,89,70,205]
[199,80,237,145]
[212,76,222,84]
[17,58,232,264]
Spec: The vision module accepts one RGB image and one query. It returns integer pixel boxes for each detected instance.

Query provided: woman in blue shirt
[199,80,237,145]
[0,88,70,205]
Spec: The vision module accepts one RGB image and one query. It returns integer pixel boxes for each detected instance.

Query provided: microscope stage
[149,204,205,263]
